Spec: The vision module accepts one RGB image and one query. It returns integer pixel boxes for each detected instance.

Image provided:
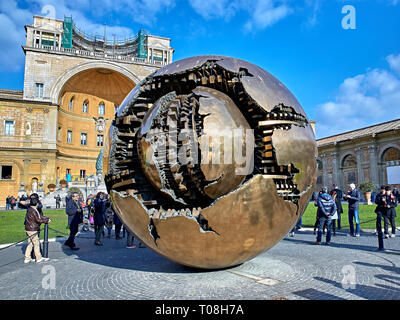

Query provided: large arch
[379,144,400,162]
[50,61,141,105]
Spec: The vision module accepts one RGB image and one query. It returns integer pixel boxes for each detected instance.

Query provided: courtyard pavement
[0,228,399,300]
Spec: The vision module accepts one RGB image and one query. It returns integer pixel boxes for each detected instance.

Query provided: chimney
[310,120,316,135]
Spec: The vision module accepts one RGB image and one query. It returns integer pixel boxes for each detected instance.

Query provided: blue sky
[0,0,399,138]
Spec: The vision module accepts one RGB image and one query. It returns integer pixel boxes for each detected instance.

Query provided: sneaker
[355,234,360,237]
[289,232,295,237]
[391,234,396,238]
[385,234,390,239]
[24,258,34,264]
[126,245,136,248]
[36,257,49,263]
[326,242,330,245]
[314,241,321,245]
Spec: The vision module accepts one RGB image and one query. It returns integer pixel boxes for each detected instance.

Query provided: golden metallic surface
[194,86,251,199]
[106,55,317,269]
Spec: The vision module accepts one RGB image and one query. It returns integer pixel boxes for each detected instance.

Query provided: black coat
[331,188,343,214]
[66,200,83,226]
[317,193,337,218]
[375,192,388,215]
[386,195,397,218]
[346,189,361,210]
[93,198,106,226]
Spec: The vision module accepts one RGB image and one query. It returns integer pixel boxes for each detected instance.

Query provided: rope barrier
[0,228,42,251]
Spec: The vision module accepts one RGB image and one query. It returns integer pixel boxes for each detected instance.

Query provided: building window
[81,133,87,146]
[4,121,15,136]
[58,126,62,141]
[97,134,104,147]
[0,165,12,180]
[80,170,86,179]
[69,97,74,111]
[67,130,72,144]
[98,102,105,115]
[82,100,89,113]
[35,83,44,98]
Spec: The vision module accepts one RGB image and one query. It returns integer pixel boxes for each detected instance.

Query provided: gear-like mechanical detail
[104,55,317,269]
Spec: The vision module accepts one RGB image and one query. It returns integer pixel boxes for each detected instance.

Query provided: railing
[29,44,168,66]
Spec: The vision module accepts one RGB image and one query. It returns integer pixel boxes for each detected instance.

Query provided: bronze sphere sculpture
[104,55,317,269]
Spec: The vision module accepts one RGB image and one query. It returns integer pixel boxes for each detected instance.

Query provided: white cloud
[243,1,293,32]
[315,55,400,138]
[0,0,174,72]
[0,0,32,71]
[189,0,293,31]
[387,53,400,75]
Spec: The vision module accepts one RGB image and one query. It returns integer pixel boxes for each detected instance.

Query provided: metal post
[43,223,49,258]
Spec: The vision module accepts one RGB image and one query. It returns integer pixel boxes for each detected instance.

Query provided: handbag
[331,210,338,220]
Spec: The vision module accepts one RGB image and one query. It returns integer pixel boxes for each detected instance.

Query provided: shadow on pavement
[59,230,228,274]
[314,276,400,300]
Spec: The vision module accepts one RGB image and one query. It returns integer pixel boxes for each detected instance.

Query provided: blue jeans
[317,216,332,243]
[348,209,360,236]
[296,217,302,229]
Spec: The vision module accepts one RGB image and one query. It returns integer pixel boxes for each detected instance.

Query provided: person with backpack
[315,187,337,245]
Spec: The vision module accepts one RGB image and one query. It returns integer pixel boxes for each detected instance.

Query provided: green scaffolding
[62,16,73,48]
[137,29,147,59]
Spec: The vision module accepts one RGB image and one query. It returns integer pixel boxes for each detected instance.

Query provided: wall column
[355,147,364,185]
[331,151,340,187]
[23,159,31,192]
[368,145,379,187]
[321,154,328,187]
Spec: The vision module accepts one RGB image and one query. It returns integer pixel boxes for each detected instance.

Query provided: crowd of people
[18,190,145,264]
[16,182,399,264]
[64,191,144,252]
[297,183,399,250]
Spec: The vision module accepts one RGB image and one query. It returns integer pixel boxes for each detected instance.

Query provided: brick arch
[340,152,357,168]
[379,144,400,162]
[50,61,141,105]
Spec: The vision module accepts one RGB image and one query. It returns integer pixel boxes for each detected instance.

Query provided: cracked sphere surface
[104,55,317,269]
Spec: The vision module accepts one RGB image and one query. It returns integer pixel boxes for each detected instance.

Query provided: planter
[364,192,372,205]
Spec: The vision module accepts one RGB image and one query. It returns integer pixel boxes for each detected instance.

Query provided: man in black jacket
[330,184,343,231]
[375,186,387,250]
[315,187,337,245]
[344,183,361,237]
[384,186,397,238]
[64,192,83,250]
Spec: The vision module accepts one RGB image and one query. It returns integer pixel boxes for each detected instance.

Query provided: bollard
[43,223,49,258]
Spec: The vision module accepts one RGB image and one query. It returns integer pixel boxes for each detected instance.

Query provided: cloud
[387,53,400,75]
[315,54,400,138]
[0,0,32,72]
[189,0,293,31]
[243,1,293,32]
[0,0,174,72]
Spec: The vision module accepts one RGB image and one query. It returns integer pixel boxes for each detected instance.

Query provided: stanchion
[43,223,49,258]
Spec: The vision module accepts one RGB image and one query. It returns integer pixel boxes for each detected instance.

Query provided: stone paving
[0,228,399,300]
